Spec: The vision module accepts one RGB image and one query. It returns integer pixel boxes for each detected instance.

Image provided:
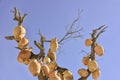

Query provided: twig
[34,33,48,80]
[5,36,14,40]
[95,26,108,39]
[12,7,27,25]
[34,40,45,60]
[58,15,83,44]
[34,40,44,51]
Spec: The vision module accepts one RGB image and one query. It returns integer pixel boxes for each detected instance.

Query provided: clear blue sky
[0,0,120,80]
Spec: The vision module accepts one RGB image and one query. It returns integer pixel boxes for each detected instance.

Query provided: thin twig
[44,40,51,42]
[58,15,83,44]
[12,7,27,25]
[5,36,14,40]
[34,40,44,51]
[95,26,108,39]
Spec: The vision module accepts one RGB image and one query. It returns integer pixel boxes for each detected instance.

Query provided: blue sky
[0,0,120,80]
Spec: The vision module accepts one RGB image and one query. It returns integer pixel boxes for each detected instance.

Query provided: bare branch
[12,7,27,25]
[20,13,27,24]
[81,50,89,55]
[12,7,19,21]
[44,40,51,42]
[95,26,108,39]
[5,36,14,40]
[34,40,45,60]
[58,15,83,44]
[70,15,80,30]
[96,25,105,31]
[38,30,43,37]
[34,40,44,51]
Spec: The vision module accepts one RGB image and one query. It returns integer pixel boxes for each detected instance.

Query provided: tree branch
[5,36,14,40]
[34,40,44,51]
[12,7,27,25]
[34,33,48,80]
[79,25,107,80]
[58,15,83,44]
[95,25,108,39]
